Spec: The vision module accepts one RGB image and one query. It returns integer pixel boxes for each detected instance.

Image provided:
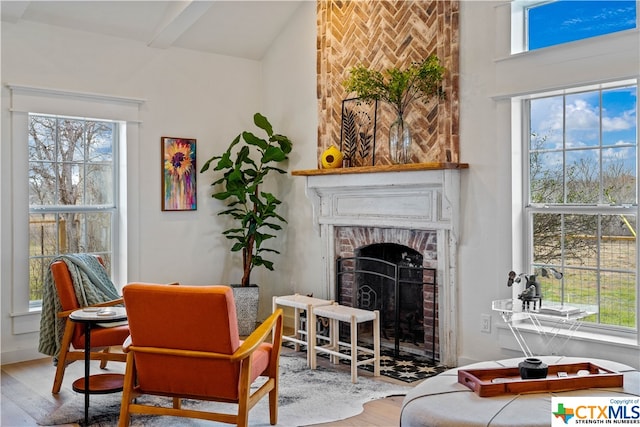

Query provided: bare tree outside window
[527,84,637,329]
[28,114,116,302]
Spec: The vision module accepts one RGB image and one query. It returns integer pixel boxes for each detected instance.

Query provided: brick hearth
[335,226,439,357]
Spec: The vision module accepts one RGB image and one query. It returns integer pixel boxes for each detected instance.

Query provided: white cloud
[565,99,599,130]
[603,110,636,131]
[531,91,637,148]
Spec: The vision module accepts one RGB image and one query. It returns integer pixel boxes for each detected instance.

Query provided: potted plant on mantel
[343,55,446,164]
[200,113,293,335]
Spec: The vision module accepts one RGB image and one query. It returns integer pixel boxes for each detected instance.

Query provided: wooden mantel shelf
[291,162,469,176]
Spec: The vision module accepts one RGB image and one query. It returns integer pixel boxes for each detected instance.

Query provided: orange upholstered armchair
[49,257,129,394]
[119,284,284,427]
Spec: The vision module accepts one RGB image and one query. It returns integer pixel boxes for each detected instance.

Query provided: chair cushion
[74,324,130,349]
[131,341,273,401]
[244,341,273,380]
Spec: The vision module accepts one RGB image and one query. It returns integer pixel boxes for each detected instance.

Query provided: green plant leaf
[214,150,234,171]
[262,224,283,232]
[264,166,288,175]
[243,131,268,150]
[271,134,293,154]
[235,145,252,166]
[213,192,232,201]
[199,154,221,173]
[252,255,275,271]
[253,112,273,137]
[262,146,287,163]
[231,242,245,252]
[259,248,280,254]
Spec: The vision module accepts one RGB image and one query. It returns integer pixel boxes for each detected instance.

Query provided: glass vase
[389,115,412,164]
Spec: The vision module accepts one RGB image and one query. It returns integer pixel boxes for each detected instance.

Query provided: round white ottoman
[400,356,639,427]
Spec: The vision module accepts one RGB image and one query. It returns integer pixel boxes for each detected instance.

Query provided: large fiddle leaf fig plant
[200,113,293,287]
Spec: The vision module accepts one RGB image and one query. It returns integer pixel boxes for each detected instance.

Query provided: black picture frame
[340,97,377,167]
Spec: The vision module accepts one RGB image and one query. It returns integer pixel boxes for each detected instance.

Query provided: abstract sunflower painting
[161,137,196,211]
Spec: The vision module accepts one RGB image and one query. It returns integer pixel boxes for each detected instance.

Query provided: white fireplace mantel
[293,163,468,366]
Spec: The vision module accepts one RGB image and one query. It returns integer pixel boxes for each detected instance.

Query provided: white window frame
[494,1,640,349]
[512,91,639,346]
[511,0,638,55]
[28,113,120,308]
[6,85,143,334]
[521,81,638,333]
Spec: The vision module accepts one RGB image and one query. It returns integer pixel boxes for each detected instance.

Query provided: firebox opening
[336,243,438,360]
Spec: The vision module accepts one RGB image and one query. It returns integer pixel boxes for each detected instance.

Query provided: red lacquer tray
[458,362,623,397]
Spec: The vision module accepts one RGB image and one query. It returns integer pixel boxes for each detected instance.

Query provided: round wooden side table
[69,306,127,425]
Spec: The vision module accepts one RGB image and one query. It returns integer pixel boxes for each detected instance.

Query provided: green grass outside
[539,270,636,328]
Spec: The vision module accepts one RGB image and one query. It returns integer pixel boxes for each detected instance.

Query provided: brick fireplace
[293,163,466,366]
[335,228,439,359]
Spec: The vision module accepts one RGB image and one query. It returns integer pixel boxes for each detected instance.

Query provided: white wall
[260,1,324,317]
[456,0,517,365]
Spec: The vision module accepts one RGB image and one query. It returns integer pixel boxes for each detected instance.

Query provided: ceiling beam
[147,1,213,49]
[1,1,31,23]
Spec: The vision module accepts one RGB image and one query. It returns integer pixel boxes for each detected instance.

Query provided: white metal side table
[492,299,596,357]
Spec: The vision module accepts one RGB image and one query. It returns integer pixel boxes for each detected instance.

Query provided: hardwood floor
[1,347,410,427]
[305,395,405,427]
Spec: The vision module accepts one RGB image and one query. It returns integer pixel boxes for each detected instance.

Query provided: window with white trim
[511,0,637,54]
[524,82,637,330]
[7,85,141,322]
[28,114,118,305]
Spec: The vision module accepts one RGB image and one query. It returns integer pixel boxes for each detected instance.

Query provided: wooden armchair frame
[50,258,129,394]
[118,285,284,427]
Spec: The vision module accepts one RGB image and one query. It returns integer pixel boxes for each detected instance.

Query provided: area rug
[359,347,449,383]
[38,353,411,427]
[285,342,449,383]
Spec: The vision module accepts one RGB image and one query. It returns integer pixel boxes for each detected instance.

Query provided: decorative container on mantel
[321,145,343,169]
[389,115,412,164]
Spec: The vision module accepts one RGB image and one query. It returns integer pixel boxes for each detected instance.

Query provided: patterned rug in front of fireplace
[284,342,449,383]
[357,347,449,383]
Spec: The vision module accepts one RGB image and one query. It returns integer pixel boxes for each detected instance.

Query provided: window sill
[496,27,640,63]
[9,310,42,335]
[496,321,638,354]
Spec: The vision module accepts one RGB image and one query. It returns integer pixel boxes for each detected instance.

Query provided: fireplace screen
[335,243,437,360]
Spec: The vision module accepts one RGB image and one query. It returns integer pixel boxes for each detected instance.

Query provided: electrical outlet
[481,314,491,333]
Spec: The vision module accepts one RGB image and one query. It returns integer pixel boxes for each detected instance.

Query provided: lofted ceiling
[0,0,305,60]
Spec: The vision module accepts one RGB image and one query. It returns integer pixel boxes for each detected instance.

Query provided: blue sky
[528,1,637,175]
[528,0,637,50]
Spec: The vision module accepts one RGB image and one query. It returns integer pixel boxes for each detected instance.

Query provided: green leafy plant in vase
[200,113,292,334]
[343,55,446,164]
